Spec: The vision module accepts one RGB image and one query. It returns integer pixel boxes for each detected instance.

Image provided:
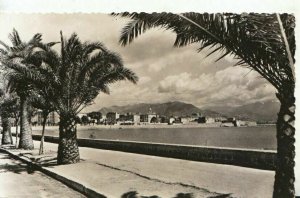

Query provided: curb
[29,134,276,171]
[0,147,106,198]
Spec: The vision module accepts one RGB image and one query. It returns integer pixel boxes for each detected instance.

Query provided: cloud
[139,76,151,84]
[157,66,277,108]
[0,13,277,111]
[158,72,212,93]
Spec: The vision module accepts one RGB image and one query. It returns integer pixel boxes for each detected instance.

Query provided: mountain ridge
[98,101,222,117]
[207,101,280,121]
[96,100,279,121]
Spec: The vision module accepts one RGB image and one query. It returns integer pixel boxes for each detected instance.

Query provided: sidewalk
[0,152,85,198]
[1,140,275,198]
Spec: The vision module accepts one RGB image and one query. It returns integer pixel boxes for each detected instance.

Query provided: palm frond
[0,40,10,50]
[8,29,22,46]
[114,12,295,93]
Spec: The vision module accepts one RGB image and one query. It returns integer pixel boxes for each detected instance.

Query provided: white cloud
[157,66,277,108]
[139,76,151,84]
[158,72,212,93]
[0,13,278,113]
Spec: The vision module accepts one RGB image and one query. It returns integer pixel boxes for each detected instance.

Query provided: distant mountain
[98,101,222,117]
[96,100,279,122]
[207,101,280,121]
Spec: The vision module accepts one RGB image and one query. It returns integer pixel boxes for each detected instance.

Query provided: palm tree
[7,31,138,164]
[9,96,20,147]
[30,91,55,155]
[0,95,20,145]
[7,95,20,147]
[0,88,13,145]
[0,29,43,149]
[113,13,295,198]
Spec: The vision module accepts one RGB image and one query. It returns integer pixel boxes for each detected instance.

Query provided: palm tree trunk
[9,124,13,144]
[273,91,295,198]
[18,96,34,149]
[15,118,19,147]
[57,114,80,164]
[1,114,12,145]
[39,112,48,155]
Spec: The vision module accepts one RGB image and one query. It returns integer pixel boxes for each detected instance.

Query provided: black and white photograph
[0,1,299,197]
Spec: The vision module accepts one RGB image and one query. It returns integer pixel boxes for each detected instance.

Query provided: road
[0,152,85,198]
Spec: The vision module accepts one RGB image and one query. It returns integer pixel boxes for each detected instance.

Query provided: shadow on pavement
[121,191,233,198]
[28,155,58,167]
[121,191,194,198]
[0,154,35,174]
[208,194,233,198]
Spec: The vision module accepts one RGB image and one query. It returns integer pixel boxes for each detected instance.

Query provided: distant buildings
[239,120,257,127]
[221,117,239,127]
[140,108,158,124]
[180,117,193,124]
[102,109,258,127]
[198,116,215,124]
[106,112,120,125]
[32,110,60,126]
[169,117,175,124]
[28,107,257,127]
[220,117,257,127]
[105,108,166,125]
[119,113,140,125]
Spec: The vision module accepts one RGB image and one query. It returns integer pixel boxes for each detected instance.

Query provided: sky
[0,13,278,112]
[0,2,299,194]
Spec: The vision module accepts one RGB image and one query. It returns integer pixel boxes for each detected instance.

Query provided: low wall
[31,134,277,171]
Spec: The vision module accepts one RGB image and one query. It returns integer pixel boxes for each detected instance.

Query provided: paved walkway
[2,140,275,198]
[0,152,85,198]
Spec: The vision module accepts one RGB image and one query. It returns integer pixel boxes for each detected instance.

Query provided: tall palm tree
[0,95,19,145]
[113,13,295,198]
[7,31,138,164]
[0,29,43,149]
[6,74,35,149]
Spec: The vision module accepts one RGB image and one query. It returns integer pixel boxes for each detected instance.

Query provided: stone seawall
[32,134,277,170]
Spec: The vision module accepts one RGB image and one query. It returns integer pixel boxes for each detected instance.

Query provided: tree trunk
[18,97,34,149]
[39,112,48,155]
[1,114,12,145]
[9,124,13,144]
[273,91,295,198]
[57,114,80,164]
[15,119,19,148]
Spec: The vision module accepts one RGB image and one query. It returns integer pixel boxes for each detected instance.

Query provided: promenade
[1,139,275,198]
[0,152,84,197]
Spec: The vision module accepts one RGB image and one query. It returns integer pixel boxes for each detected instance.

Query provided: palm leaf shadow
[121,191,194,198]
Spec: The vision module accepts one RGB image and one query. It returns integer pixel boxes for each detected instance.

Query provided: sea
[32,125,276,150]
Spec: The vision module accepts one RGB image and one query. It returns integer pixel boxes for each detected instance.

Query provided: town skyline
[0,13,278,113]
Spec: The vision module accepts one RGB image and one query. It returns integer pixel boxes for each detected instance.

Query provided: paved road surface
[0,152,85,198]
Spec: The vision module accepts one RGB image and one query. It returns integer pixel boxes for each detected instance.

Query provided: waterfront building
[190,112,201,122]
[119,113,140,125]
[239,120,257,126]
[220,117,251,127]
[158,116,169,123]
[198,116,215,124]
[99,115,107,124]
[106,112,120,125]
[140,108,158,124]
[180,117,191,124]
[169,117,175,124]
[227,117,236,122]
[32,110,60,126]
[214,116,227,122]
